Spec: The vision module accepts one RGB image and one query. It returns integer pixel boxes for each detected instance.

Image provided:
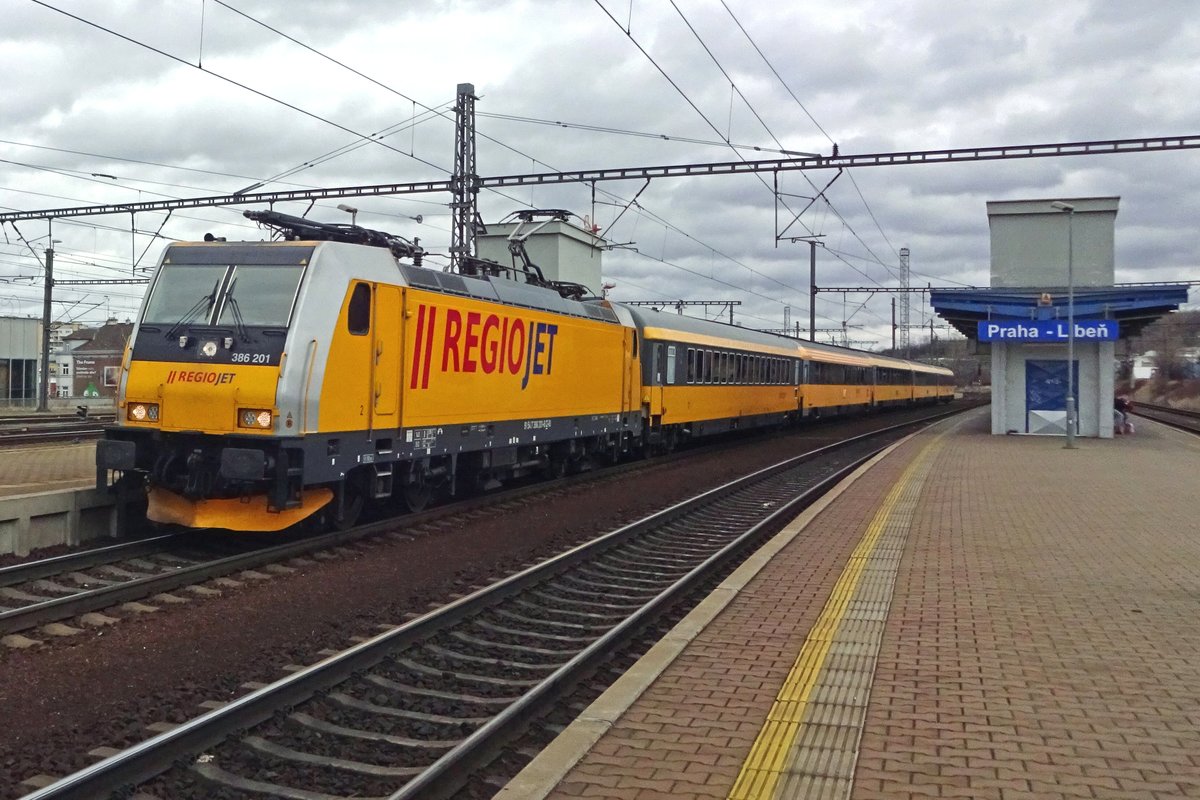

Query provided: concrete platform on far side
[0,441,97,499]
[501,406,1200,799]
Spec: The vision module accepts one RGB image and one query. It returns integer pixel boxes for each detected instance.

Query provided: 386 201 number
[231,353,271,364]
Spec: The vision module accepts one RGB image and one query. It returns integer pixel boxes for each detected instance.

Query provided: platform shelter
[930,198,1187,438]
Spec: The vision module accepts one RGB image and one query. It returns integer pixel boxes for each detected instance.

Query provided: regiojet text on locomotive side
[409,303,560,391]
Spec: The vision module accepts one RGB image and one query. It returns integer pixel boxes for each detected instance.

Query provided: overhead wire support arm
[776,169,843,242]
[1,135,1198,224]
[54,278,150,286]
[624,299,742,323]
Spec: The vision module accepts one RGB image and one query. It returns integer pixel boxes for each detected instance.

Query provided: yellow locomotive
[97,212,953,532]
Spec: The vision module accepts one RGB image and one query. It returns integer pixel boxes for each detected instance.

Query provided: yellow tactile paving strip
[503,416,956,799]
[728,433,945,799]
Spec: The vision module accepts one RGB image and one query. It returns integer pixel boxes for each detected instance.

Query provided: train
[96,211,955,532]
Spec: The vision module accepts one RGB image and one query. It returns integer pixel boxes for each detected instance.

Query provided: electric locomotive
[97,211,642,531]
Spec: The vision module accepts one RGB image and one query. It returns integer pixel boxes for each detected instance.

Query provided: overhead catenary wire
[592,0,894,327]
[30,0,450,174]
[20,2,872,330]
[209,0,805,310]
[717,0,967,291]
[7,2,819,325]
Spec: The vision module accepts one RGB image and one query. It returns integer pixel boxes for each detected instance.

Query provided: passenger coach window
[666,345,677,385]
[347,282,371,335]
[687,348,696,384]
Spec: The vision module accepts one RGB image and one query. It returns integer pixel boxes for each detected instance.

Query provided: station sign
[977,319,1119,342]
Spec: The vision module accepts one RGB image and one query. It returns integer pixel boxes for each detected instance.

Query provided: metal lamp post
[1051,201,1076,448]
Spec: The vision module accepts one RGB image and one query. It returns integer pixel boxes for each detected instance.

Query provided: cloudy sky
[1,0,1197,348]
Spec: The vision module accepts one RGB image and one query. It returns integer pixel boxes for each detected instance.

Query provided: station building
[0,316,41,405]
[930,197,1188,438]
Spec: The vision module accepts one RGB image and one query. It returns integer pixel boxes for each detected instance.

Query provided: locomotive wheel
[402,480,433,512]
[335,481,365,530]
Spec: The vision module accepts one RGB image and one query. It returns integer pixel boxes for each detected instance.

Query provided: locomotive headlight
[238,408,273,429]
[201,340,218,357]
[127,403,160,422]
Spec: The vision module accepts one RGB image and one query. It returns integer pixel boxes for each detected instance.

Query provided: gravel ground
[0,406,959,797]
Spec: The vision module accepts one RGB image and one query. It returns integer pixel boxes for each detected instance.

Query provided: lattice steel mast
[899,247,911,356]
[449,83,479,272]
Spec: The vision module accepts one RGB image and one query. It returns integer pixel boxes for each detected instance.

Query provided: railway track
[0,412,114,426]
[23,406,966,800]
[2,403,980,644]
[0,531,311,639]
[1133,401,1200,435]
[0,422,781,641]
[0,414,113,446]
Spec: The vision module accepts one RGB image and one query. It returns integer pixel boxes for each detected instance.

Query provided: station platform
[500,406,1200,799]
[0,441,96,498]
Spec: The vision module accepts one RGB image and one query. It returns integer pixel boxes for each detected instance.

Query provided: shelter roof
[929,285,1189,340]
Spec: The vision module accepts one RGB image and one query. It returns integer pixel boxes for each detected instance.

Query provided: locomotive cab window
[142,264,228,326]
[216,265,305,328]
[347,282,372,335]
[143,260,306,331]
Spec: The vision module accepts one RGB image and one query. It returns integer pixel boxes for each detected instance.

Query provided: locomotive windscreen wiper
[221,277,253,342]
[164,279,220,340]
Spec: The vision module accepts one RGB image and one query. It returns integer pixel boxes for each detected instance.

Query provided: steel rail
[20,406,966,800]
[0,428,106,446]
[1132,401,1200,435]
[387,436,891,799]
[0,414,114,426]
[0,403,975,637]
[0,532,186,588]
[0,419,766,635]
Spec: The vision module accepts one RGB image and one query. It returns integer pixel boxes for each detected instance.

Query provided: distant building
[71,320,132,399]
[0,316,41,404]
[51,326,99,398]
[1132,351,1157,381]
[49,321,86,349]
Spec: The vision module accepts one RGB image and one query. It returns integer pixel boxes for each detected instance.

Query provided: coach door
[372,284,402,425]
[621,329,633,416]
[651,343,666,418]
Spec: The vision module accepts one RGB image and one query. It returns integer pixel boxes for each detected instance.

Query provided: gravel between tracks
[0,410,949,797]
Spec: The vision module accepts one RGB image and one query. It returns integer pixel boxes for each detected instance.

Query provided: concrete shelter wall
[991,341,1114,439]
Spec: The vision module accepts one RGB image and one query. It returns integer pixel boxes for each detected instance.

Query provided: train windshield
[142,264,227,326]
[216,265,304,327]
[142,263,305,329]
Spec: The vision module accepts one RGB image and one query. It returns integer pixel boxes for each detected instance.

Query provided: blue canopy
[929,285,1190,340]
